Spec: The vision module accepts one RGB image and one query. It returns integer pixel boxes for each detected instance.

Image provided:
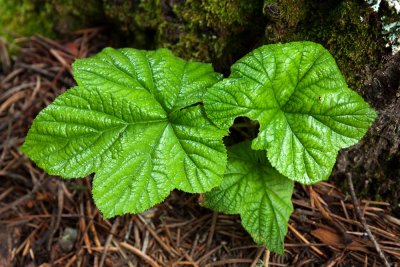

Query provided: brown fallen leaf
[311,227,370,253]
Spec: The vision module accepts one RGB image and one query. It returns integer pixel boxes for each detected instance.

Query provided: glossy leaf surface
[204,141,294,254]
[204,42,377,184]
[22,48,227,217]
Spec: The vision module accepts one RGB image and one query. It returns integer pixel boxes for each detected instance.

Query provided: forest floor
[1,30,400,267]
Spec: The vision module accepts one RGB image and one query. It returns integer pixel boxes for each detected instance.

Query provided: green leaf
[204,42,377,184]
[203,141,294,254]
[21,48,227,218]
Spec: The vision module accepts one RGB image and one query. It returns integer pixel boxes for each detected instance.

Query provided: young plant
[21,42,376,254]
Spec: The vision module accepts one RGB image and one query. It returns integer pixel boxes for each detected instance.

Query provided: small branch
[347,173,391,267]
[206,211,218,248]
[99,218,120,267]
[264,249,270,267]
[120,242,161,267]
[250,247,264,267]
[288,224,326,258]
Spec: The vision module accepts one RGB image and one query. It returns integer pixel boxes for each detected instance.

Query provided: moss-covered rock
[263,0,386,89]
[101,0,161,49]
[51,0,104,34]
[103,0,265,72]
[0,0,388,85]
[161,0,265,67]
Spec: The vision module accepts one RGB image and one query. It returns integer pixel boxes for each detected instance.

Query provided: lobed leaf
[204,42,377,184]
[22,48,227,218]
[204,141,294,254]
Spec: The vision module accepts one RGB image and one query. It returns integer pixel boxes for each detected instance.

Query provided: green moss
[1,0,264,70]
[103,0,265,71]
[102,0,162,31]
[178,0,258,29]
[263,0,385,89]
[0,0,387,88]
[102,0,162,49]
[263,0,308,29]
[158,23,213,60]
[166,0,264,65]
[304,1,384,90]
[51,0,104,34]
[0,0,104,39]
[0,0,54,38]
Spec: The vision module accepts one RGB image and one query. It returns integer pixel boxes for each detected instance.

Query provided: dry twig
[347,174,391,267]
